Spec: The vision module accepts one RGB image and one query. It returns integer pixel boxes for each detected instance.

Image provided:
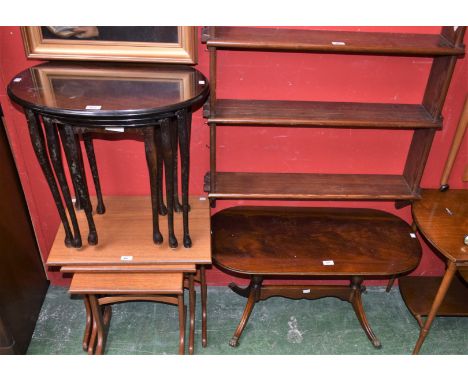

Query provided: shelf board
[206,172,418,200]
[204,27,465,56]
[399,276,468,317]
[207,99,441,129]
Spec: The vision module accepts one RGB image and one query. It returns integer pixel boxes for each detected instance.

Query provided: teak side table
[203,26,466,349]
[48,196,212,355]
[69,272,189,355]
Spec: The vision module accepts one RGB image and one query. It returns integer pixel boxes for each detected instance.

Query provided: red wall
[0,26,466,286]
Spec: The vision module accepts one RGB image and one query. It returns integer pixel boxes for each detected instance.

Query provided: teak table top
[412,189,468,263]
[47,196,211,266]
[212,206,421,276]
[69,272,184,295]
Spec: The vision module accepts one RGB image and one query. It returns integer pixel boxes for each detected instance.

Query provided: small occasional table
[48,195,212,355]
[7,61,209,249]
[212,206,421,348]
[399,189,468,354]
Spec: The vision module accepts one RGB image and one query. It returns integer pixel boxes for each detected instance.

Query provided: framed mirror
[21,26,197,64]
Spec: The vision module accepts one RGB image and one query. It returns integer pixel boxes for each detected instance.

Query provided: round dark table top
[7,62,209,119]
[412,189,468,263]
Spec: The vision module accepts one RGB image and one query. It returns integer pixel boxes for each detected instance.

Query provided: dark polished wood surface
[204,27,465,56]
[412,189,468,262]
[212,206,421,276]
[8,62,209,249]
[206,172,417,200]
[400,276,468,321]
[203,27,465,206]
[8,62,209,119]
[207,99,441,129]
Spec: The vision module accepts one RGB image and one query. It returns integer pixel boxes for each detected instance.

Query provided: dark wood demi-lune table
[212,206,422,348]
[7,61,209,249]
[399,189,468,354]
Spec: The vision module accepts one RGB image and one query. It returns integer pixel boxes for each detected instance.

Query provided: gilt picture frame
[21,26,197,64]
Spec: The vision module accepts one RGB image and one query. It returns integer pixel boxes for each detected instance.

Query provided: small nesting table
[399,189,468,354]
[47,196,212,355]
[212,206,421,348]
[69,272,188,355]
[7,61,209,249]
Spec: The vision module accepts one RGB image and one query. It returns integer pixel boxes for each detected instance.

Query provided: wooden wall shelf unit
[202,26,466,350]
[202,26,466,204]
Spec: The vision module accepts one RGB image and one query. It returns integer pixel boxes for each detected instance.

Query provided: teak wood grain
[208,99,442,129]
[212,206,421,276]
[412,189,468,262]
[60,264,196,273]
[69,272,184,295]
[46,196,211,266]
[207,172,417,200]
[204,27,465,56]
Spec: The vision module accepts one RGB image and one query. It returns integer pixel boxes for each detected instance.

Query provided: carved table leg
[188,274,195,355]
[24,110,74,247]
[230,276,263,347]
[43,117,83,248]
[159,119,178,248]
[60,125,98,246]
[200,266,207,347]
[171,117,183,213]
[83,133,105,215]
[176,108,192,247]
[156,137,167,216]
[178,295,186,355]
[82,295,93,352]
[60,131,84,211]
[75,133,88,211]
[350,276,381,348]
[413,261,458,355]
[143,127,163,244]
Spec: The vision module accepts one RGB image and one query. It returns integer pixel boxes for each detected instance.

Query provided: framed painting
[21,26,197,64]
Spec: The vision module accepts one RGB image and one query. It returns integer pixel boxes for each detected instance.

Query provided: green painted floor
[27,285,468,355]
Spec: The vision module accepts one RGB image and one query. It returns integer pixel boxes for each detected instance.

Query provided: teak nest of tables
[48,196,212,355]
[203,26,466,348]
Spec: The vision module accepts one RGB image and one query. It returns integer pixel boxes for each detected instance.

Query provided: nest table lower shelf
[69,272,189,355]
[212,206,421,348]
[47,195,212,354]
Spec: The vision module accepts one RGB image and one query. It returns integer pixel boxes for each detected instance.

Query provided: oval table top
[412,189,468,263]
[7,61,209,119]
[212,206,421,276]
